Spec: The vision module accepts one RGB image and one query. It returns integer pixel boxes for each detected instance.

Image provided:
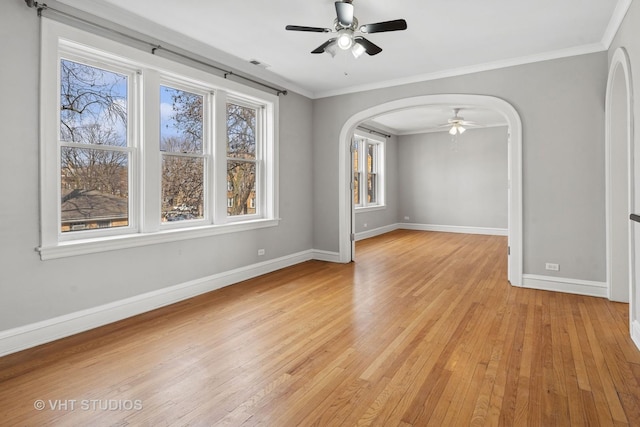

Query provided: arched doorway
[338,94,523,287]
[605,47,637,348]
[606,48,633,304]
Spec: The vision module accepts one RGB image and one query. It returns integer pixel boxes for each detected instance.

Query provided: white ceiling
[57,0,629,132]
[365,106,507,135]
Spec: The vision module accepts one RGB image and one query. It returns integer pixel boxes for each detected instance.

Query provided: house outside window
[59,59,133,234]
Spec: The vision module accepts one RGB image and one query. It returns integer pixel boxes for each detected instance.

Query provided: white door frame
[605,47,639,348]
[337,94,523,287]
[606,47,634,303]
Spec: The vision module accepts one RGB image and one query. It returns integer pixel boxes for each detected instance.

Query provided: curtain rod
[357,126,391,139]
[25,1,288,96]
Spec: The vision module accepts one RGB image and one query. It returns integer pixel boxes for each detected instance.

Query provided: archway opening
[607,62,631,303]
[338,94,523,287]
[605,47,638,350]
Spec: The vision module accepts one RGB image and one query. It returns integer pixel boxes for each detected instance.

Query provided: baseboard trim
[522,274,608,298]
[400,223,508,236]
[311,249,342,263]
[355,224,400,241]
[632,320,640,351]
[0,250,325,357]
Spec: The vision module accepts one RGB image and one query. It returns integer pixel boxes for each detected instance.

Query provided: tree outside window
[227,102,258,216]
[160,86,205,222]
[59,59,130,232]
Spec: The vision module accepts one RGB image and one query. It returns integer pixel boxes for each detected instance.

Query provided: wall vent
[249,59,270,69]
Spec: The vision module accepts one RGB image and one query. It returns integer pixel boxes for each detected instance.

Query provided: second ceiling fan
[438,108,481,135]
[285,0,407,58]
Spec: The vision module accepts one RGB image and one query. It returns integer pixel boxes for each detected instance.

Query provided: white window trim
[354,131,385,211]
[38,19,279,260]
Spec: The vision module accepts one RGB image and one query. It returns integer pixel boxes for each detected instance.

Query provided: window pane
[227,160,256,216]
[61,147,128,232]
[227,103,256,159]
[368,173,377,204]
[353,141,359,172]
[367,144,375,173]
[161,156,204,222]
[160,86,203,153]
[60,59,127,146]
[354,172,360,205]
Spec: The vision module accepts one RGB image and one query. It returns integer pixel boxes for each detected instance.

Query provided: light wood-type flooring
[2,230,640,426]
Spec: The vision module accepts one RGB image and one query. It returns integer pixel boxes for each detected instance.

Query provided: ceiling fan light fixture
[351,42,366,58]
[336,29,354,50]
[325,42,338,57]
[449,124,466,135]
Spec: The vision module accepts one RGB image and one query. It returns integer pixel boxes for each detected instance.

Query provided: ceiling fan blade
[360,19,407,34]
[335,1,354,27]
[286,25,331,33]
[311,38,337,54]
[354,37,382,56]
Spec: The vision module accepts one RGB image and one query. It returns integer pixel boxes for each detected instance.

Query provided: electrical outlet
[545,263,559,271]
[404,216,410,221]
[258,249,265,256]
[363,223,368,228]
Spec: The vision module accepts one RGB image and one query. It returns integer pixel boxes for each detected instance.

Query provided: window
[160,85,206,223]
[226,101,259,217]
[353,132,385,210]
[59,59,133,234]
[39,20,278,259]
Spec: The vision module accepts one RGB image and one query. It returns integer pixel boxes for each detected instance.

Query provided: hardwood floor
[2,230,640,426]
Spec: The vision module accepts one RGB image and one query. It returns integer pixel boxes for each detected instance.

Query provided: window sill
[355,205,386,213]
[37,218,280,260]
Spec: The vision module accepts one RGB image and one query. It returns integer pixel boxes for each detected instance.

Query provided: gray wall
[354,134,399,234]
[398,127,508,229]
[313,52,608,282]
[0,1,314,330]
[0,0,616,335]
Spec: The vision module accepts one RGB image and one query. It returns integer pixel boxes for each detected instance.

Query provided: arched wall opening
[606,50,632,304]
[338,94,523,287]
[605,47,637,348]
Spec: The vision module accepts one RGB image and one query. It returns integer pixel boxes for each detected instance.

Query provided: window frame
[38,19,279,260]
[158,78,212,230]
[353,131,385,211]
[56,49,140,242]
[225,97,263,221]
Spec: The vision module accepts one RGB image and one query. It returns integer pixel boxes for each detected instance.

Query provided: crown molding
[601,0,633,48]
[313,43,607,99]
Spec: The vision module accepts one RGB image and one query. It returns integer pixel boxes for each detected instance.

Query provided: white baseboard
[632,320,640,351]
[355,224,400,241]
[311,249,342,263]
[522,274,608,298]
[0,249,331,357]
[400,223,508,236]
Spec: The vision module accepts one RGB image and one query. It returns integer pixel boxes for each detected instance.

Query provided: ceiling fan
[285,0,407,58]
[439,108,480,135]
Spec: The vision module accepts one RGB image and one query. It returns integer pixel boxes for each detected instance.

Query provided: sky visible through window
[160,87,181,140]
